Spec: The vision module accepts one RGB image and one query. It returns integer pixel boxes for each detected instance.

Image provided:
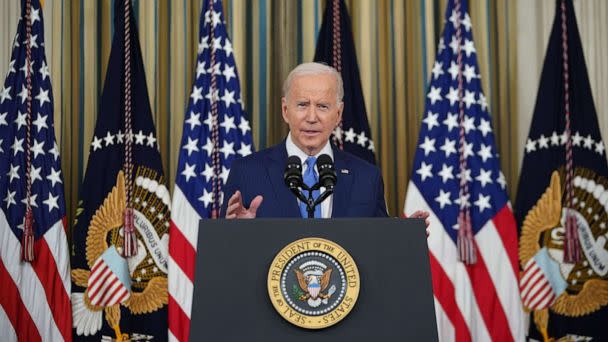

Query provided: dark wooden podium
[189,218,438,342]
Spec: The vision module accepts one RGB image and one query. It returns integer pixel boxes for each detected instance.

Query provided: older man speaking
[221,62,428,223]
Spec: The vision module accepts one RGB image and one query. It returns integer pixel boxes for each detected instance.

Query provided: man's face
[281,73,343,155]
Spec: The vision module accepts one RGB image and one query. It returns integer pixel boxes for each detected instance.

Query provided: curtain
[3,0,603,225]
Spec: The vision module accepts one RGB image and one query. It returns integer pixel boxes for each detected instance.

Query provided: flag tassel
[457,210,477,265]
[123,207,137,257]
[563,211,582,263]
[21,207,35,261]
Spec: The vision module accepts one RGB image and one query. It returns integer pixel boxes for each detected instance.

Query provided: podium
[190,218,438,341]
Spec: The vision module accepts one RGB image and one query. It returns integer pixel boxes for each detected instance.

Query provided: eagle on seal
[295,268,335,307]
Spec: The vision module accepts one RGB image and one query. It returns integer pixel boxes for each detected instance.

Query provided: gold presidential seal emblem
[520,169,608,340]
[71,168,170,340]
[267,237,360,329]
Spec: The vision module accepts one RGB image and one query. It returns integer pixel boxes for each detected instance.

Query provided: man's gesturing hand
[225,190,264,219]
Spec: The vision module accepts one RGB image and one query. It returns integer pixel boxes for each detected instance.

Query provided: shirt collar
[285,132,334,165]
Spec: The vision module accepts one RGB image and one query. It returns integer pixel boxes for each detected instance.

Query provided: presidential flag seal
[267,237,360,329]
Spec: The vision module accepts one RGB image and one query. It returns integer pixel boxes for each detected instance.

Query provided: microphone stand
[294,183,334,218]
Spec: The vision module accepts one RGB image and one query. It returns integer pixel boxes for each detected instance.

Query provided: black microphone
[284,156,309,205]
[316,154,337,190]
[284,155,303,190]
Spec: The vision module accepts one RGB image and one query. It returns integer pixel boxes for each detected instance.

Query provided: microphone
[284,156,308,204]
[284,155,303,190]
[316,154,337,190]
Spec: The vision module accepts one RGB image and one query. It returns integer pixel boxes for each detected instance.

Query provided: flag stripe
[168,256,194,317]
[171,187,201,251]
[429,252,472,342]
[0,211,64,342]
[524,279,550,308]
[90,258,103,275]
[97,276,121,305]
[168,186,201,342]
[477,211,524,339]
[0,305,19,342]
[168,329,179,342]
[43,218,71,296]
[522,271,546,304]
[533,292,555,311]
[168,295,191,342]
[109,287,130,307]
[527,283,552,309]
[88,266,113,300]
[405,184,492,341]
[467,241,515,342]
[31,224,73,342]
[169,220,197,281]
[520,263,540,289]
[0,258,42,342]
[520,267,542,295]
[88,262,110,287]
[90,273,119,306]
[432,298,457,342]
[491,206,519,277]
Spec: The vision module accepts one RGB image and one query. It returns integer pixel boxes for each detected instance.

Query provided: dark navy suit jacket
[220,141,388,218]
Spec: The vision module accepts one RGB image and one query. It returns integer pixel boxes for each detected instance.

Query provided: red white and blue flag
[403,0,524,340]
[168,0,253,341]
[87,246,132,307]
[0,0,72,341]
[520,248,567,311]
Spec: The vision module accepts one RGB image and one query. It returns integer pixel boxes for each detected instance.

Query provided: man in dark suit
[221,63,428,224]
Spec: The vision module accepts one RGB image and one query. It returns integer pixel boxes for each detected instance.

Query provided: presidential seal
[71,168,170,340]
[520,169,608,340]
[267,237,360,329]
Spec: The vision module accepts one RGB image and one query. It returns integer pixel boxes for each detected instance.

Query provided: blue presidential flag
[168,0,254,340]
[515,0,608,340]
[70,1,170,340]
[314,0,376,164]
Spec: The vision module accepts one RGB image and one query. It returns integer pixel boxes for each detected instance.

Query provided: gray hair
[282,62,344,103]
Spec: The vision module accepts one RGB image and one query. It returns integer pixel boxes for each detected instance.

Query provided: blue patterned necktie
[299,156,322,218]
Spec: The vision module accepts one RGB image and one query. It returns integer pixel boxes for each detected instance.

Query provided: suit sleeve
[219,159,242,218]
[374,167,389,217]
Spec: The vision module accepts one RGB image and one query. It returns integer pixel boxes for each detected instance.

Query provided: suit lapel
[264,142,301,217]
[331,149,353,218]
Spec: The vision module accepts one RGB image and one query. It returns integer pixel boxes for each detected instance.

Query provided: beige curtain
[9,0,601,224]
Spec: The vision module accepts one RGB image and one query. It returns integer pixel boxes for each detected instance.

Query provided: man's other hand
[225,190,263,219]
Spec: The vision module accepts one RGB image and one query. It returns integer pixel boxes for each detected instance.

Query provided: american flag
[0,1,72,341]
[403,0,524,341]
[168,0,253,341]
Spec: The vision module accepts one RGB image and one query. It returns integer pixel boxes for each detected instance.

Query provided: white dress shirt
[285,133,334,218]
